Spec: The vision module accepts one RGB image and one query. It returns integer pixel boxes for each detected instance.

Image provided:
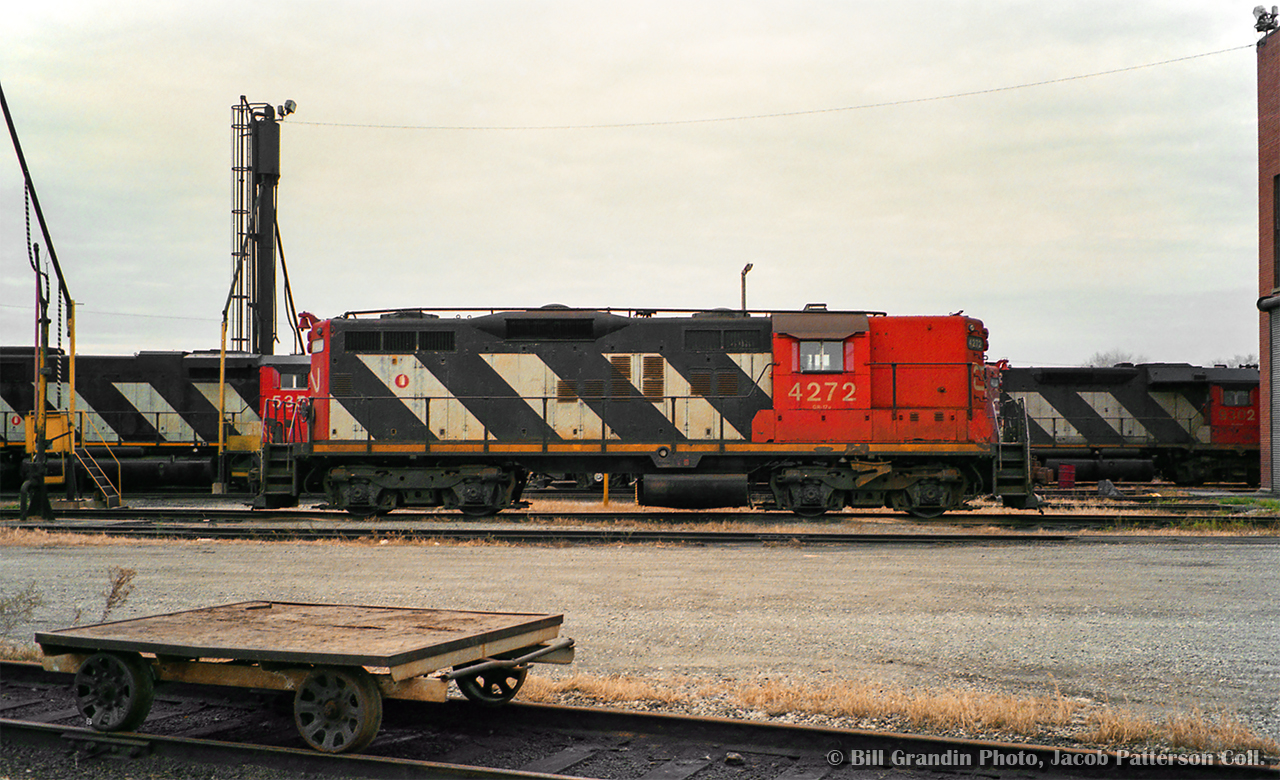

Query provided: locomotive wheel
[344,489,397,518]
[74,651,155,732]
[455,664,528,705]
[900,502,947,520]
[890,487,951,519]
[459,503,501,518]
[792,506,828,518]
[293,666,383,753]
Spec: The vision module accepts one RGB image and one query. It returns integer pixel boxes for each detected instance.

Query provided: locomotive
[1000,363,1261,485]
[253,305,1039,517]
[0,346,307,494]
[5,334,1261,506]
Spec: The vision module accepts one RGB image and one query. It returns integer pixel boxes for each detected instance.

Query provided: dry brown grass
[520,672,1278,758]
[521,673,685,704]
[730,678,1080,735]
[1083,706,1280,754]
[0,641,42,663]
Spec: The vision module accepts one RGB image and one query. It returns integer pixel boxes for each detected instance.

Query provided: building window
[799,341,844,373]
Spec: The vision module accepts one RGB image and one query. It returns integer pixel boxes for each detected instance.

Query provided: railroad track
[2,513,1276,545]
[2,499,1277,542]
[3,662,1272,779]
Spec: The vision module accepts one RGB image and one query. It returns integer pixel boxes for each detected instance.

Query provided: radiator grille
[556,380,577,403]
[642,356,665,399]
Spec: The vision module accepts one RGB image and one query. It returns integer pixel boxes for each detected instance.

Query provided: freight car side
[1000,363,1260,485]
[256,307,1037,517]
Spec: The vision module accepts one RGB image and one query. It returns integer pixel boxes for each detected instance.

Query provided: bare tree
[1084,349,1147,367]
[1211,354,1258,368]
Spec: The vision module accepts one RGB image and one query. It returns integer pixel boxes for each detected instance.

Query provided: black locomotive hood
[468,308,633,342]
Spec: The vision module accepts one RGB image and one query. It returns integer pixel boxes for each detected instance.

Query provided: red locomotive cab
[755,311,993,445]
[1210,385,1259,447]
[259,354,313,444]
[752,311,874,443]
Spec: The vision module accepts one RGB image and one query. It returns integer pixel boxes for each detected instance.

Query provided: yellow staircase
[73,446,121,508]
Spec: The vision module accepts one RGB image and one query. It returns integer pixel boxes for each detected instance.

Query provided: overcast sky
[1,1,1267,366]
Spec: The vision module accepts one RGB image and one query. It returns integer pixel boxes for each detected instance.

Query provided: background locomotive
[252,305,1038,518]
[1000,363,1260,485]
[0,346,307,494]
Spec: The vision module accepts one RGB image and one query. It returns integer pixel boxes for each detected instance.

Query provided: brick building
[1258,20,1280,492]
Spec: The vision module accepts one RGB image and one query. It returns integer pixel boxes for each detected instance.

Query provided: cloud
[1,1,1264,365]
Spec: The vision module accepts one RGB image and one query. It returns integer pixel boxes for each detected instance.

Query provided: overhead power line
[292,44,1252,131]
[0,302,218,323]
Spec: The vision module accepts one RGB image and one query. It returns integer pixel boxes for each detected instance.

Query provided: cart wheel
[293,666,383,753]
[456,664,528,705]
[74,651,155,732]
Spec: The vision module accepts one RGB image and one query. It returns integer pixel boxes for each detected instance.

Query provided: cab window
[1222,389,1252,407]
[799,341,844,373]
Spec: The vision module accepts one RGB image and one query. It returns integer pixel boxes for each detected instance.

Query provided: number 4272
[788,381,856,404]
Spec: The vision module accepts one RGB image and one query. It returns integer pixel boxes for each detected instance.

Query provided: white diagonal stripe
[1008,391,1086,444]
[193,382,261,423]
[357,354,485,440]
[728,352,772,398]
[483,353,606,439]
[664,362,745,440]
[1078,391,1152,443]
[111,382,199,442]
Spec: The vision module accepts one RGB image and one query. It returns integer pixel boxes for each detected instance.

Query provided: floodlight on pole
[741,263,754,313]
[1255,5,1278,32]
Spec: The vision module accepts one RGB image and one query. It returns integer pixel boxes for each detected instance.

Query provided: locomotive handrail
[72,411,122,499]
[339,306,889,319]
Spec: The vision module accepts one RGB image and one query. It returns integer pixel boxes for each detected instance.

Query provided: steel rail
[3,520,1279,545]
[1,661,1274,778]
[1,505,1270,525]
[0,719,572,780]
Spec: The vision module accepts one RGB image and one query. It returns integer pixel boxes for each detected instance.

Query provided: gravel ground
[3,537,1276,731]
[1,536,1277,778]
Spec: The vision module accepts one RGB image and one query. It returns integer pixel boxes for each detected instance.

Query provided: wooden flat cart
[35,601,575,753]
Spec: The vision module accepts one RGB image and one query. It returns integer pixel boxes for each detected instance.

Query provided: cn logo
[394,374,410,388]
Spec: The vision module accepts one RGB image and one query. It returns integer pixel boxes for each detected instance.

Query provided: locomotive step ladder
[996,399,1041,510]
[253,443,300,508]
[73,446,121,508]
